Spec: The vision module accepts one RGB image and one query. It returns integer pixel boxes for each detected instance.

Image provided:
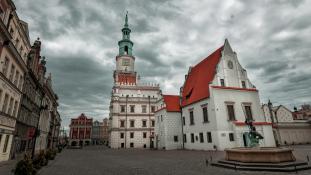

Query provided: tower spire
[124,11,128,28]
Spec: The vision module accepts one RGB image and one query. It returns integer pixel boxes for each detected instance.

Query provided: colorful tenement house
[69,113,93,146]
[109,13,160,149]
[155,39,276,150]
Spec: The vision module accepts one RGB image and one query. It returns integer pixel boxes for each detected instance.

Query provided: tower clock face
[122,59,130,66]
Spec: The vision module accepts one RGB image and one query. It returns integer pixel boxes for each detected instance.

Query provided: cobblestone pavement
[1,145,311,175]
[37,145,311,175]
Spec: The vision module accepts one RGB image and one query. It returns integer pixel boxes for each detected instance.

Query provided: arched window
[124,46,128,55]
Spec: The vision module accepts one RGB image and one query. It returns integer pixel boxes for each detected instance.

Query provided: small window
[207,132,212,143]
[151,120,155,127]
[182,117,185,126]
[142,105,147,113]
[142,120,147,127]
[143,132,147,138]
[229,133,234,141]
[220,79,225,87]
[120,133,124,138]
[199,133,204,143]
[130,120,135,127]
[242,81,246,88]
[227,104,236,121]
[191,133,195,143]
[130,132,134,138]
[120,120,125,127]
[183,134,187,143]
[202,107,209,122]
[121,143,124,148]
[2,57,9,76]
[130,142,134,147]
[120,105,125,112]
[174,136,178,142]
[151,106,155,113]
[161,115,163,122]
[130,105,135,113]
[9,65,15,81]
[244,105,253,121]
[189,111,194,125]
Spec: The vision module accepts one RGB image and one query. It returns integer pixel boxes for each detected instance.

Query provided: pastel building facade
[262,103,311,145]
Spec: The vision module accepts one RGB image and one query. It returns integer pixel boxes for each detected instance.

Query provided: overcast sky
[13,0,311,128]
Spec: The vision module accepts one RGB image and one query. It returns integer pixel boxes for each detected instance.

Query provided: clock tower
[114,12,137,84]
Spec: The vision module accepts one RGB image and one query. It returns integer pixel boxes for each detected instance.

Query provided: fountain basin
[225,147,296,163]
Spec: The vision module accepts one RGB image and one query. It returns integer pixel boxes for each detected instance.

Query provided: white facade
[262,104,311,145]
[154,97,182,150]
[109,84,160,149]
[155,40,276,151]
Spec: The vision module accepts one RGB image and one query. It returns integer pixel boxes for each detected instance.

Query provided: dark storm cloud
[13,0,311,128]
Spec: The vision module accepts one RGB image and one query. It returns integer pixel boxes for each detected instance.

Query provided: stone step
[212,161,311,172]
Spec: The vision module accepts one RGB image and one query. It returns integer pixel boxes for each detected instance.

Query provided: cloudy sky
[13,0,311,128]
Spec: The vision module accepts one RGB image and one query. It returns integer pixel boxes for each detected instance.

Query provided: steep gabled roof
[181,46,223,107]
[163,95,181,112]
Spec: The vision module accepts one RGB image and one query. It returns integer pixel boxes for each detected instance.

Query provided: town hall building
[108,14,160,149]
[155,39,276,150]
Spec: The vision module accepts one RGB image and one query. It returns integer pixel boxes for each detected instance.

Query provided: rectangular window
[244,105,253,121]
[142,105,147,113]
[9,65,15,81]
[130,132,134,138]
[242,81,246,88]
[121,143,124,148]
[199,133,204,143]
[2,94,9,113]
[120,105,125,113]
[229,133,234,142]
[143,132,147,138]
[151,106,155,113]
[160,115,163,122]
[19,75,23,89]
[8,97,14,115]
[227,104,236,121]
[191,133,195,143]
[130,142,134,147]
[130,120,135,127]
[202,107,209,122]
[174,136,178,142]
[207,132,212,143]
[220,79,225,87]
[190,111,194,125]
[120,120,125,127]
[14,71,19,86]
[183,134,187,143]
[151,120,155,127]
[3,135,10,152]
[130,105,135,113]
[120,133,124,138]
[2,57,9,76]
[142,120,147,127]
[183,117,185,125]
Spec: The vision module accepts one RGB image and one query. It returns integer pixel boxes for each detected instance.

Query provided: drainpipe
[125,95,128,148]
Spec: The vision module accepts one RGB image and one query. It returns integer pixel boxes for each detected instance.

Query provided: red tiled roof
[163,95,181,112]
[181,46,223,107]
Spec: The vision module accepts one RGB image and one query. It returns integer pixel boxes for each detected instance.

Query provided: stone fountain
[212,119,311,172]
